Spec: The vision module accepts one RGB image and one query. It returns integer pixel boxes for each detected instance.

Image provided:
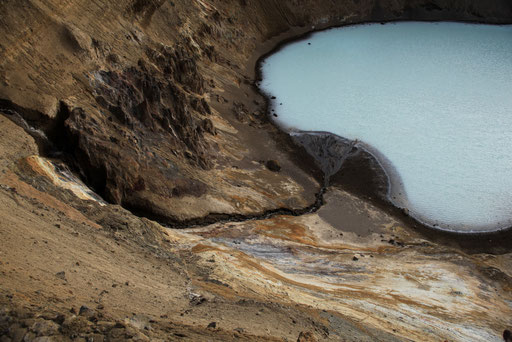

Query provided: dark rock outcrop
[59,43,214,207]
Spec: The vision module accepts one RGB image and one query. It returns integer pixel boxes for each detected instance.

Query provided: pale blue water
[260,22,512,232]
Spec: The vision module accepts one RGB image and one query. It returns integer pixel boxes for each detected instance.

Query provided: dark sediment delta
[1,0,512,341]
[290,132,359,185]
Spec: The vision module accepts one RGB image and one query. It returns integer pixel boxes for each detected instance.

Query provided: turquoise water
[260,22,512,232]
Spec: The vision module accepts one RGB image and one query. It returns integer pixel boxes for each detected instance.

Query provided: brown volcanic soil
[1,0,512,341]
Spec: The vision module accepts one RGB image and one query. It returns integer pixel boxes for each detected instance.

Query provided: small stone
[9,326,28,340]
[52,315,65,325]
[79,306,89,315]
[55,272,66,280]
[265,160,281,172]
[504,329,512,342]
[352,256,359,261]
[189,294,206,306]
[21,332,36,341]
[30,319,60,336]
[207,322,216,329]
[297,331,317,342]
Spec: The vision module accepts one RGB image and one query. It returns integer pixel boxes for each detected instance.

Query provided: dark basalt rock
[199,118,216,135]
[145,43,205,94]
[504,329,512,342]
[190,96,212,115]
[265,160,281,172]
[61,42,214,206]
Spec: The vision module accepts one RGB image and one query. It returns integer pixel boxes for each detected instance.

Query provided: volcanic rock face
[68,49,213,203]
[1,0,512,341]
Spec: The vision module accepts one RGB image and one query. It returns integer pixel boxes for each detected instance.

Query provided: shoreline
[251,19,512,251]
